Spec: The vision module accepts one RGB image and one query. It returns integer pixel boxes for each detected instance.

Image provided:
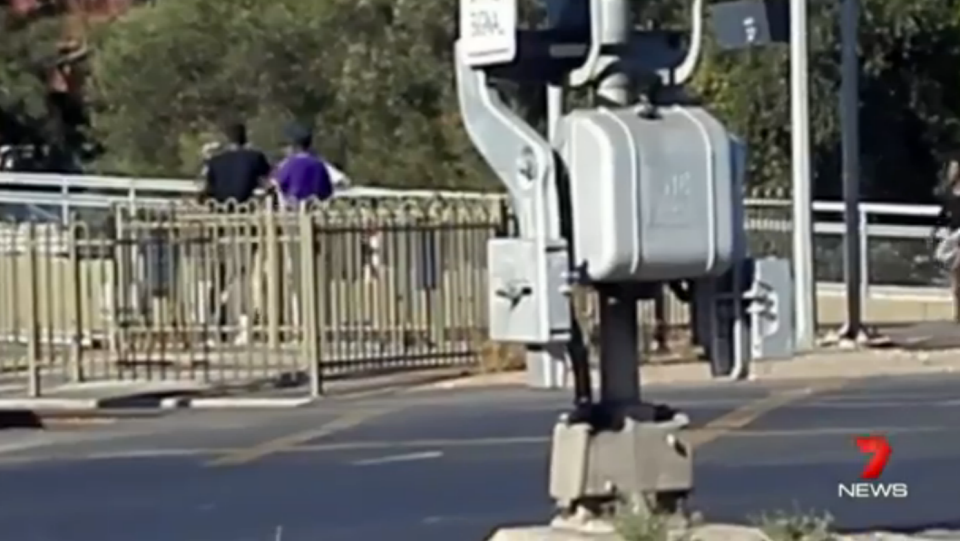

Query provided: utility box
[745,257,794,360]
[557,105,746,283]
[487,237,572,343]
[693,256,795,378]
[709,0,789,50]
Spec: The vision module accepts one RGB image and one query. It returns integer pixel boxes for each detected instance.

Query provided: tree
[88,0,340,176]
[88,0,494,188]
[87,0,960,202]
[692,0,960,201]
[0,11,64,149]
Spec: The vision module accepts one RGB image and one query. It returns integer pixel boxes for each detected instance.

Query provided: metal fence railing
[0,197,515,397]
[1,187,954,399]
[0,196,716,398]
[741,199,949,291]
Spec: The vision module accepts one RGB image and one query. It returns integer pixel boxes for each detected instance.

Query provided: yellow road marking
[280,423,941,454]
[6,423,946,467]
[205,407,396,467]
[686,378,849,448]
[294,435,550,453]
[184,378,849,466]
[206,380,847,465]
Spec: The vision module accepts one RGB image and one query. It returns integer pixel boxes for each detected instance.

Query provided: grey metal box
[558,105,747,283]
[487,237,572,343]
[747,257,795,360]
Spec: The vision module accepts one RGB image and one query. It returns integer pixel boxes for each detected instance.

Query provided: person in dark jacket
[200,123,272,342]
[202,123,271,205]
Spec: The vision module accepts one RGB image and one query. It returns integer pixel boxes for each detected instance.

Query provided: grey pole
[547,86,563,140]
[528,83,568,387]
[593,0,639,408]
[839,0,863,339]
[789,0,816,351]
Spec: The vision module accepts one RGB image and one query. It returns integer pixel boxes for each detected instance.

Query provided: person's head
[224,122,248,148]
[283,122,313,154]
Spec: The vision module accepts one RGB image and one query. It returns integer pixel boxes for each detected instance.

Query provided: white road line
[0,439,60,455]
[790,400,960,409]
[352,450,443,466]
[725,425,945,438]
[83,449,219,461]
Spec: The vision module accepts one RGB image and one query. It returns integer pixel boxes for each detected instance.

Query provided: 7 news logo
[837,435,909,499]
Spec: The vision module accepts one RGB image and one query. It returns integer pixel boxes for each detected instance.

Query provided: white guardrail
[746,198,944,300]
[0,172,950,301]
[0,171,502,220]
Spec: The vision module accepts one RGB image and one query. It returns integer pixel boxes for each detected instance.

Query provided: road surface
[0,374,958,541]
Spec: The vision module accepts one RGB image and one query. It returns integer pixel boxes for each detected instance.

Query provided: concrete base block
[525,345,569,390]
[488,523,775,541]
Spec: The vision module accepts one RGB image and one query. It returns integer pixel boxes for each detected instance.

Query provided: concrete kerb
[0,378,318,413]
[0,394,319,415]
[0,397,103,411]
[0,368,475,414]
[5,346,953,413]
[158,396,315,409]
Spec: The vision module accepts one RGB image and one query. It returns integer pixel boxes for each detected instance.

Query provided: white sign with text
[837,482,909,499]
[459,0,517,66]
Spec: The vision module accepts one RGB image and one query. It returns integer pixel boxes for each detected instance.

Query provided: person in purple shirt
[269,123,334,327]
[272,123,334,205]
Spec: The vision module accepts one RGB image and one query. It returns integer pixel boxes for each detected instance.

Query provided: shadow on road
[0,409,43,429]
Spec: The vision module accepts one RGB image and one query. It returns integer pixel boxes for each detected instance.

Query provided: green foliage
[752,507,837,541]
[612,503,835,541]
[691,0,960,200]
[615,512,672,541]
[87,0,492,188]
[88,0,338,175]
[69,0,960,198]
[0,12,65,145]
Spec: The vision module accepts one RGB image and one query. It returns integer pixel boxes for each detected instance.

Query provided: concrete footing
[487,522,780,541]
[487,525,621,541]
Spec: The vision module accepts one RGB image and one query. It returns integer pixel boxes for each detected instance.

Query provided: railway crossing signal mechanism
[456,0,795,532]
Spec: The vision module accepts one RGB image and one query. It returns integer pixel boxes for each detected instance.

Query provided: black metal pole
[840,0,863,340]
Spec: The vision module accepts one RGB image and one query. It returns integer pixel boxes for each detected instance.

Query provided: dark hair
[284,122,312,150]
[224,122,248,146]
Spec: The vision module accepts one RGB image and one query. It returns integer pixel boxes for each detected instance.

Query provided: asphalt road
[1,374,959,541]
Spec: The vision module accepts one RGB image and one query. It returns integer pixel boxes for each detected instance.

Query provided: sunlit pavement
[0,374,958,541]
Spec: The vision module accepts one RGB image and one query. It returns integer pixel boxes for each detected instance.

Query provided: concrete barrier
[816,284,954,326]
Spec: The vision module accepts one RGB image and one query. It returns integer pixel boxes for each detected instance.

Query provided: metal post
[858,209,869,304]
[598,287,640,406]
[839,0,864,340]
[524,83,569,389]
[790,0,816,351]
[594,0,637,407]
[25,223,41,397]
[68,221,84,383]
[299,210,322,397]
[526,84,567,389]
[547,85,563,140]
[264,204,281,350]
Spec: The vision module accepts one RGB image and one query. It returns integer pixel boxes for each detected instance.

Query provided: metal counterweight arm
[454,40,552,235]
[663,0,705,85]
[455,39,595,406]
